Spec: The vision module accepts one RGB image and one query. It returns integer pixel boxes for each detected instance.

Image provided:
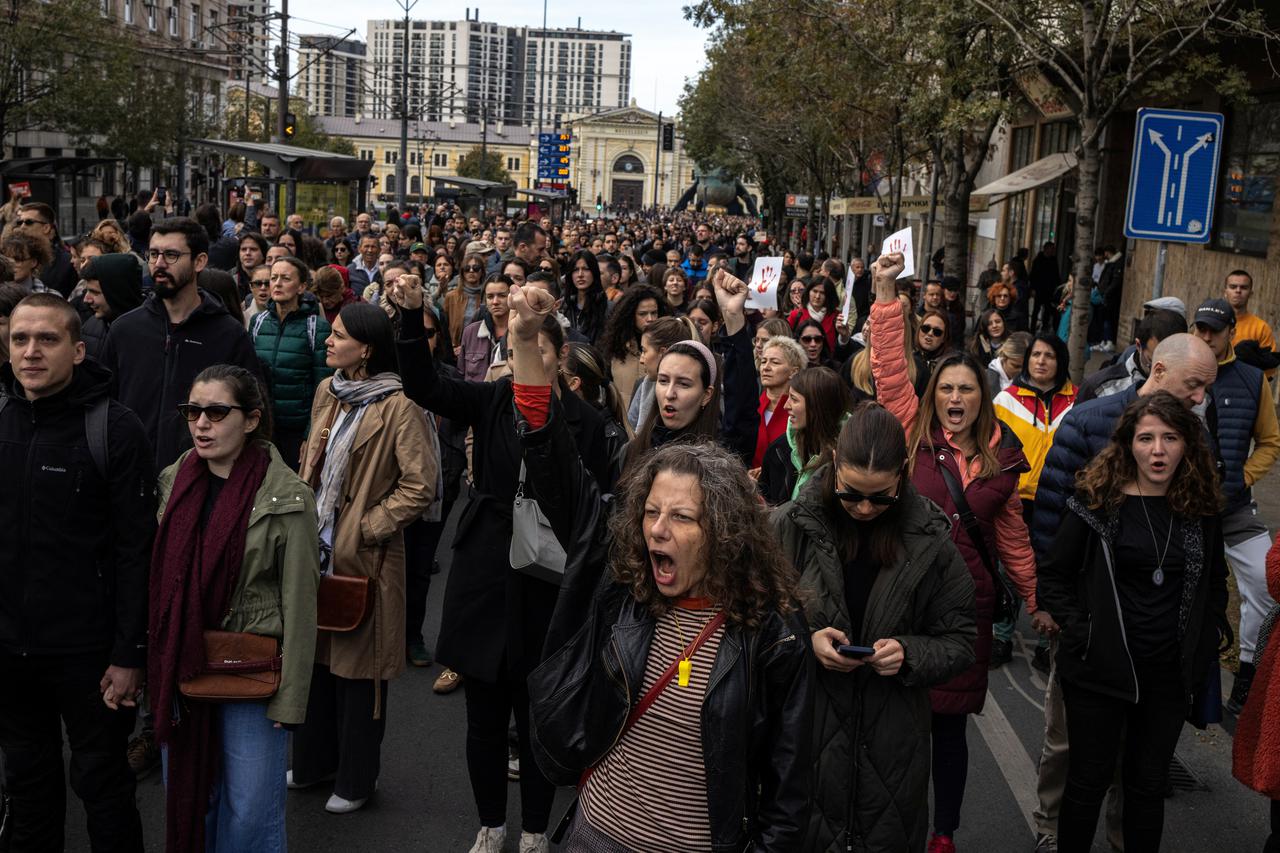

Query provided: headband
[667,339,718,389]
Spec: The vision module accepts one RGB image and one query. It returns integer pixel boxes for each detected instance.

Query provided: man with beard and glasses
[100,217,262,472]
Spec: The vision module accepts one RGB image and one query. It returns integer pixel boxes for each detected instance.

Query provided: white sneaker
[324,793,368,814]
[469,826,506,853]
[520,831,551,853]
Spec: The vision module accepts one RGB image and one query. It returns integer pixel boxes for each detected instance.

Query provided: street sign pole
[1152,240,1168,299]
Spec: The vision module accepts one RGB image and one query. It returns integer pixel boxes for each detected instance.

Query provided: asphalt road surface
[60,473,1276,853]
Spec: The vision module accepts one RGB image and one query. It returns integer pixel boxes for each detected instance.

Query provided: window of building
[433,152,448,168]
[506,156,520,171]
[189,4,199,40]
[168,4,178,36]
[359,148,374,161]
[1213,98,1279,258]
[384,174,396,193]
[123,0,133,23]
[100,0,110,17]
[384,150,398,164]
[147,2,156,30]
[1002,125,1035,257]
[614,154,644,174]
[411,175,421,195]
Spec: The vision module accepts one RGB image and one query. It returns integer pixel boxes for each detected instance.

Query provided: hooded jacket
[99,288,263,469]
[775,478,976,853]
[80,253,145,359]
[0,360,156,667]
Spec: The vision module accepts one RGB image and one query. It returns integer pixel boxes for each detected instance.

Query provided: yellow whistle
[678,659,692,687]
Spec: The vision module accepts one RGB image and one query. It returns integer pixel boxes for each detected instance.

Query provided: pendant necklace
[1136,483,1174,586]
[670,607,715,687]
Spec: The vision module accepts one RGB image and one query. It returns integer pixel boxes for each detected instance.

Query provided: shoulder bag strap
[937,460,999,580]
[578,610,727,789]
[305,402,341,490]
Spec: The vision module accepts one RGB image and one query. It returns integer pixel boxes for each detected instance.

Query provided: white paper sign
[842,262,856,323]
[880,227,915,280]
[745,256,784,310]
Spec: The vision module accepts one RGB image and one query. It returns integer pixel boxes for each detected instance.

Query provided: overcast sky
[283,0,710,116]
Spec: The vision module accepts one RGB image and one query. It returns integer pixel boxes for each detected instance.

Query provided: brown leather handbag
[316,572,374,632]
[179,631,282,701]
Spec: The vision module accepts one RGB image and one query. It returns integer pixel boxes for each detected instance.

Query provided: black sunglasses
[834,487,901,507]
[920,324,945,337]
[464,264,484,272]
[800,335,825,344]
[177,403,251,423]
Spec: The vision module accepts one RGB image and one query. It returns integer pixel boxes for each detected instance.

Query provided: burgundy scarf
[148,444,270,853]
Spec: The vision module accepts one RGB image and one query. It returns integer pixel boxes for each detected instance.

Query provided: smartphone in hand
[835,643,875,659]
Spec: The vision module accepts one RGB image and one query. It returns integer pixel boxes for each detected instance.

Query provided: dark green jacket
[251,296,332,429]
[774,476,976,853]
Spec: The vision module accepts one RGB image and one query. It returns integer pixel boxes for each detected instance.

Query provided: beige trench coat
[298,378,437,696]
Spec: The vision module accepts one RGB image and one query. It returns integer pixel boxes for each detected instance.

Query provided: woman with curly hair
[89,218,132,255]
[598,285,667,411]
[1039,391,1227,853]
[506,282,811,853]
[986,280,1025,333]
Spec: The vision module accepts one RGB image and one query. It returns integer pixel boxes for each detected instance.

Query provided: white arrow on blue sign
[1124,108,1224,243]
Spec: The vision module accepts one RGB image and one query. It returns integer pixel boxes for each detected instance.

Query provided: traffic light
[595,193,603,211]
[284,113,297,140]
[662,122,674,152]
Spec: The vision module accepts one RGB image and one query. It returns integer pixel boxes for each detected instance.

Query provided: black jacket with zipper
[1038,494,1228,704]
[522,396,813,853]
[0,360,156,667]
[98,288,262,469]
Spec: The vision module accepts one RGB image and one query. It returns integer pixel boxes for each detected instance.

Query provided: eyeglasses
[464,265,484,272]
[800,335,825,344]
[15,218,48,228]
[177,403,251,422]
[251,279,271,288]
[147,249,191,264]
[920,324,945,337]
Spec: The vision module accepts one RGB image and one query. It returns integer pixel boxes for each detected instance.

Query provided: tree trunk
[1068,117,1102,384]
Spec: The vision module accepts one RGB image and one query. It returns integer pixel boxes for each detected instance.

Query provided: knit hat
[80,253,143,315]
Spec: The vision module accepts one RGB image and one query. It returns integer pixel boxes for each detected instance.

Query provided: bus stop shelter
[188,139,373,216]
[432,176,514,218]
[516,188,569,225]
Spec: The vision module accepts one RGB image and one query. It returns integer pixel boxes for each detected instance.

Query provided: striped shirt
[579,603,725,852]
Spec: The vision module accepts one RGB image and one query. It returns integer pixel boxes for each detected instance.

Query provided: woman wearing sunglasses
[242,263,272,329]
[915,308,953,382]
[152,365,320,853]
[867,253,1046,853]
[774,401,976,853]
[795,318,839,371]
[442,249,488,348]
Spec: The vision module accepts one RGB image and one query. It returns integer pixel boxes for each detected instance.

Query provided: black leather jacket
[520,397,813,853]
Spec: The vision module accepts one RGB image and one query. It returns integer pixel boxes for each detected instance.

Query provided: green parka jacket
[250,295,332,430]
[774,475,977,853]
[159,443,321,725]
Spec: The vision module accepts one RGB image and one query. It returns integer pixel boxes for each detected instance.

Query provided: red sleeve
[513,383,552,429]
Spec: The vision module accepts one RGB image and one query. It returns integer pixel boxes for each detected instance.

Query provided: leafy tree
[0,0,137,148]
[456,147,512,184]
[968,0,1278,379]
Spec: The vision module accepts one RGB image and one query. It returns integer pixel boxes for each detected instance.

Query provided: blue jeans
[163,702,288,853]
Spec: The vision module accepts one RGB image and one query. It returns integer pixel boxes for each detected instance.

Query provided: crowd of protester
[1,189,1279,853]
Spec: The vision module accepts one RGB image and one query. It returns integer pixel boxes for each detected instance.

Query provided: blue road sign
[1124,108,1224,243]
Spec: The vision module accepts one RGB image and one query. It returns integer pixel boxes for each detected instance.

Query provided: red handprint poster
[745,256,784,310]
[879,227,916,279]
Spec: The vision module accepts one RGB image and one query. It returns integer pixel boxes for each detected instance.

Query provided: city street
[57,469,1275,853]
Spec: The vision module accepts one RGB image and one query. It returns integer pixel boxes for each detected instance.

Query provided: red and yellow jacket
[993,378,1078,501]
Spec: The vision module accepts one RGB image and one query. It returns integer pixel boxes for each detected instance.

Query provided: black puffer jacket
[775,476,976,853]
[0,360,156,667]
[523,399,813,853]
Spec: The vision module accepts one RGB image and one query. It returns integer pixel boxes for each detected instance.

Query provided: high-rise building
[227,0,272,84]
[362,14,630,127]
[296,35,367,118]
[524,28,630,129]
